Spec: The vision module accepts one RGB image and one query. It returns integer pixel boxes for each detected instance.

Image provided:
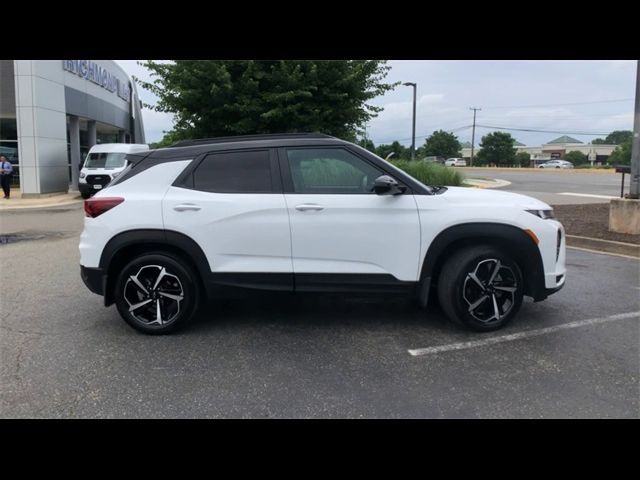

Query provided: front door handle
[295,204,324,212]
[173,204,202,212]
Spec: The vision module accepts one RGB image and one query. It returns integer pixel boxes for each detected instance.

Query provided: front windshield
[84,152,127,169]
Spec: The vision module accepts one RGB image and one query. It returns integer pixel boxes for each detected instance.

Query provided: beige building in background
[462,136,617,166]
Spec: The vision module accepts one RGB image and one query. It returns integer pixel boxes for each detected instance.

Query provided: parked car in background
[79,143,149,199]
[445,158,467,167]
[538,160,574,169]
[423,156,445,164]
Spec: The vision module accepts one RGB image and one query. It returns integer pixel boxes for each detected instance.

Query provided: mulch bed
[551,203,640,245]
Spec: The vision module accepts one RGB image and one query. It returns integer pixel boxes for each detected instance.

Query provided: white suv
[445,158,467,167]
[79,133,566,334]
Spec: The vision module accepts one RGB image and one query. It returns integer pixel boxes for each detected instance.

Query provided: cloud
[116,60,636,148]
[140,108,175,143]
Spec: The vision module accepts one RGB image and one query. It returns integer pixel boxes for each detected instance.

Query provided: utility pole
[403,82,417,160]
[630,60,639,199]
[470,107,481,167]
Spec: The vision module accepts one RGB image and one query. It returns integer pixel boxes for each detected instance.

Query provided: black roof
[169,132,335,148]
[147,133,348,159]
[119,132,433,195]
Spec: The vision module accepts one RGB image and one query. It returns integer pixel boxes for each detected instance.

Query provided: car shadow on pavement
[178,292,548,341]
[187,292,448,331]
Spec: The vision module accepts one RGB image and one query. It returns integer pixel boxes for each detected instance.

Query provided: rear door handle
[295,204,324,212]
[173,204,202,212]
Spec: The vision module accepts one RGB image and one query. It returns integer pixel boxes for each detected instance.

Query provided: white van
[79,143,149,198]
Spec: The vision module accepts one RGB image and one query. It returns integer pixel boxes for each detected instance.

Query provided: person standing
[0,155,14,199]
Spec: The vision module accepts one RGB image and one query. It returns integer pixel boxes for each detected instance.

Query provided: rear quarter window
[192,150,273,193]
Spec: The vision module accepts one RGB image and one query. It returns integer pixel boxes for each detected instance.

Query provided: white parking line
[557,192,617,199]
[408,311,640,356]
[567,246,640,260]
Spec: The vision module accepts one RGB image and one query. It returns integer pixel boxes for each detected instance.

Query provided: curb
[565,235,640,258]
[464,178,512,189]
[0,197,83,212]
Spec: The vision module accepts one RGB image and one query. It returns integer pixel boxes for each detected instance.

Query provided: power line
[372,125,471,145]
[475,124,610,136]
[481,98,634,110]
[478,111,633,120]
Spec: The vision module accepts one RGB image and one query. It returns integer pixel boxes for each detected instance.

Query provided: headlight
[526,209,555,219]
[79,172,86,179]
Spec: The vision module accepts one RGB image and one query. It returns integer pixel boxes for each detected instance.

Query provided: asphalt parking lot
[1,202,638,418]
[462,167,627,205]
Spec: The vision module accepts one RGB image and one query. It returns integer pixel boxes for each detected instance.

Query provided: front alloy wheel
[462,259,518,326]
[437,246,524,331]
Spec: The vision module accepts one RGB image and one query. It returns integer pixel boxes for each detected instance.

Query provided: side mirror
[373,175,406,195]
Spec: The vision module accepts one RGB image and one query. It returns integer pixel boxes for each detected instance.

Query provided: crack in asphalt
[0,324,96,337]
[0,231,76,245]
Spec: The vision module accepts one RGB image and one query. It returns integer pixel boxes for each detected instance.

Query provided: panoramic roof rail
[168,132,335,148]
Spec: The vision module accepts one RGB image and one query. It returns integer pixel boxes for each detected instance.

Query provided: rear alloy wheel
[437,246,524,331]
[114,253,200,334]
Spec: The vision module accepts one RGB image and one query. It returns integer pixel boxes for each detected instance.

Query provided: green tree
[515,151,531,167]
[474,131,517,166]
[591,138,606,144]
[136,60,397,143]
[607,138,632,165]
[420,130,462,159]
[357,138,376,153]
[564,150,589,165]
[604,130,633,145]
[376,141,408,160]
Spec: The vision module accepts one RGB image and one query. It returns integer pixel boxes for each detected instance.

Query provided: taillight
[84,197,124,218]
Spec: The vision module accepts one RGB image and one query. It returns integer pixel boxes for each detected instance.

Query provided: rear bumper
[80,265,105,296]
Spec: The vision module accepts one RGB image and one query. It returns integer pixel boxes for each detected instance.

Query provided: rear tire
[81,192,91,199]
[114,253,201,334]
[437,246,524,332]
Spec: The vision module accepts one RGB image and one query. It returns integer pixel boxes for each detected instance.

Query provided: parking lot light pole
[629,60,640,199]
[403,82,417,160]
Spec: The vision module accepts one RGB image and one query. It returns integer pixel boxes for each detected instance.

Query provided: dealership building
[0,60,145,197]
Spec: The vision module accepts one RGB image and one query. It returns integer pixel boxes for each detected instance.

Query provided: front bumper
[80,265,105,296]
[545,274,566,297]
[78,182,93,196]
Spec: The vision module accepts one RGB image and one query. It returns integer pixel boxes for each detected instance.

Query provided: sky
[116,60,637,147]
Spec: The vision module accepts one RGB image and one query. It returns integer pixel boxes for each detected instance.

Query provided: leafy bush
[564,151,589,165]
[515,152,531,167]
[575,164,613,169]
[607,138,632,165]
[390,160,464,186]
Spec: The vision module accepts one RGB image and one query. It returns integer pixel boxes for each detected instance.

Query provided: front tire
[114,253,201,334]
[437,246,524,332]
